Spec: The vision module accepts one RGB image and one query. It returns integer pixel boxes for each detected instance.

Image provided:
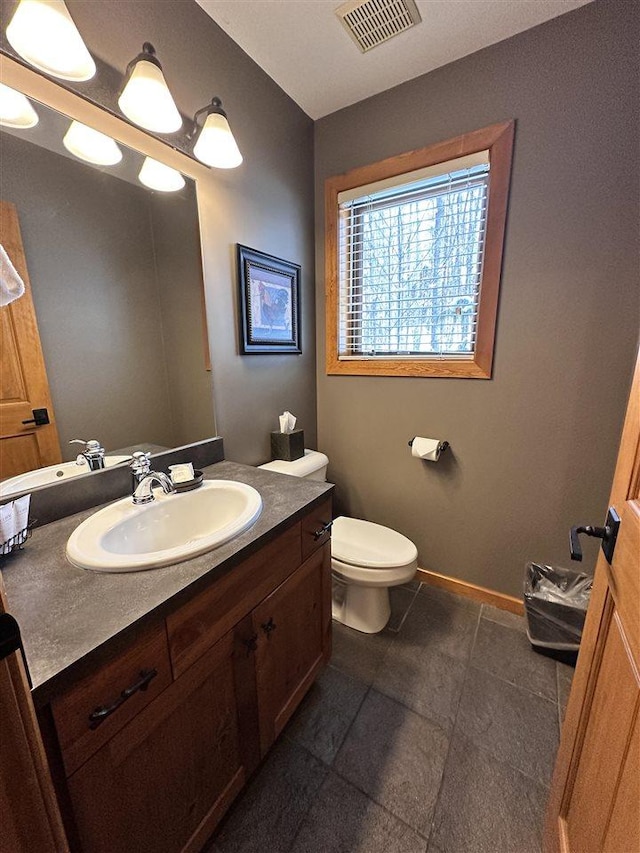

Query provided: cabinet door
[67,630,245,853]
[252,543,331,754]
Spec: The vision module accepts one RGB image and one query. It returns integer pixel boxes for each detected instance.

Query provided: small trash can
[524,562,592,665]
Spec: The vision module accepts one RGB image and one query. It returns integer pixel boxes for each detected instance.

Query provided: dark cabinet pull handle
[261,617,277,638]
[88,668,158,729]
[242,634,258,656]
[313,520,333,541]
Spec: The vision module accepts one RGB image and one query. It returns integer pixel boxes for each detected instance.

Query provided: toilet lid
[258,450,328,478]
[331,516,418,569]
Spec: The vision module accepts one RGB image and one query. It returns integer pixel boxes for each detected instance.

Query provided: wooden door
[66,629,246,853]
[252,542,332,755]
[544,346,640,853]
[0,201,61,481]
[0,585,68,853]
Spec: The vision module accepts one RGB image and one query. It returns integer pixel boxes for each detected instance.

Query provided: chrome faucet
[130,451,175,503]
[69,438,105,471]
[132,471,176,505]
[130,451,152,492]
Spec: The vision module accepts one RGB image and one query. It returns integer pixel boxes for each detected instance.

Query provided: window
[325,122,514,378]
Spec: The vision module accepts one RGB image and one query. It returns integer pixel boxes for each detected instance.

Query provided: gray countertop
[0,461,332,706]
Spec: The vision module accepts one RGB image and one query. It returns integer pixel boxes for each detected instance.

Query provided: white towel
[0,243,25,306]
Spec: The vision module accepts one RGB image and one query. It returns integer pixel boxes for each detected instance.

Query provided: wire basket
[1,521,35,557]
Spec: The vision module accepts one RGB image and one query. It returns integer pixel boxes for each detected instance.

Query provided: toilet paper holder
[408,438,450,454]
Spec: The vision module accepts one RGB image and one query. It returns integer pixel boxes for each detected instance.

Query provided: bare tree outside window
[349,177,487,356]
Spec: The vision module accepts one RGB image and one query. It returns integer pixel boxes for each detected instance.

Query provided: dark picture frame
[237,245,301,354]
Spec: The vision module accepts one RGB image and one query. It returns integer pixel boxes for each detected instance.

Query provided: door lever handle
[570,526,608,561]
[570,507,620,564]
[21,407,50,426]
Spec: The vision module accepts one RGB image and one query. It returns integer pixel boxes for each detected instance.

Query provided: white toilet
[259,450,418,634]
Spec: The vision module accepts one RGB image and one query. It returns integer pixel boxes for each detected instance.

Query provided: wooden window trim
[324,120,515,378]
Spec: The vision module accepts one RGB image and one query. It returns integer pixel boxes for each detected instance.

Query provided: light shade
[0,84,39,128]
[138,157,185,192]
[6,0,96,81]
[63,121,123,166]
[118,43,182,134]
[193,97,242,169]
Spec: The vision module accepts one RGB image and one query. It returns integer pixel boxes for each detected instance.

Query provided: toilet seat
[331,516,418,569]
[332,556,417,587]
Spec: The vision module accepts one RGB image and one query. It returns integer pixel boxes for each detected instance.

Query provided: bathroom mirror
[0,59,216,494]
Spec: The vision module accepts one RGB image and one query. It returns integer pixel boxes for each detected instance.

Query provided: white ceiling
[196,0,593,119]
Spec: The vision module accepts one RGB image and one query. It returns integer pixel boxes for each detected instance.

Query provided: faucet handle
[130,451,152,477]
[70,438,104,453]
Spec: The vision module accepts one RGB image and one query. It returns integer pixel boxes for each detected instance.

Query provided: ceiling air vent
[336,0,422,53]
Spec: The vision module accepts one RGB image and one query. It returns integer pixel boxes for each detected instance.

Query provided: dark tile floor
[209,583,574,853]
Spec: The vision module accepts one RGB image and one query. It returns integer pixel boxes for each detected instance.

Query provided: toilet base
[332,578,391,634]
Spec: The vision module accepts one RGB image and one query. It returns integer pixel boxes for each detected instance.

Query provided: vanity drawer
[51,621,172,777]
[301,497,333,562]
[167,523,302,678]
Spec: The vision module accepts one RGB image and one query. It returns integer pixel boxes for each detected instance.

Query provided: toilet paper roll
[411,437,442,462]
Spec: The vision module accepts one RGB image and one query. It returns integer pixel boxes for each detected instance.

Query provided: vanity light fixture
[0,83,39,128]
[138,157,185,192]
[63,120,123,166]
[192,97,242,169]
[6,0,96,81]
[118,43,182,134]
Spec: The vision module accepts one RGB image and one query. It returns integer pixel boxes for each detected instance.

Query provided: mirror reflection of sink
[0,455,130,498]
[66,480,263,572]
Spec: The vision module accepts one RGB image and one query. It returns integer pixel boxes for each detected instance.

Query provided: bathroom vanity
[1,461,332,852]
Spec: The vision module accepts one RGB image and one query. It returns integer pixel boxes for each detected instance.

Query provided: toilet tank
[258,449,328,481]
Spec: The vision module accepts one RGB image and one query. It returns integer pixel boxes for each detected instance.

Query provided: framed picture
[237,245,301,354]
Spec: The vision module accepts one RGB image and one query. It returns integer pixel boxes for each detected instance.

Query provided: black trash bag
[524,563,592,658]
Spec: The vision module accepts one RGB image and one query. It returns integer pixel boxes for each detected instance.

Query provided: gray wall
[65,0,317,465]
[315,0,639,597]
[149,190,215,448]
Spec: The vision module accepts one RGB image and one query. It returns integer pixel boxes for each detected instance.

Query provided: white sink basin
[66,480,263,572]
[0,455,130,498]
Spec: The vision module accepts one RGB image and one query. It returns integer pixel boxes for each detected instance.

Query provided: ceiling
[196,0,592,120]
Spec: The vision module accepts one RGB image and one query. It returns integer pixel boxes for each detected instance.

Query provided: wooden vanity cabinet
[45,499,332,853]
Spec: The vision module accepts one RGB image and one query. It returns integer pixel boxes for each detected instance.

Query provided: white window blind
[337,154,490,359]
